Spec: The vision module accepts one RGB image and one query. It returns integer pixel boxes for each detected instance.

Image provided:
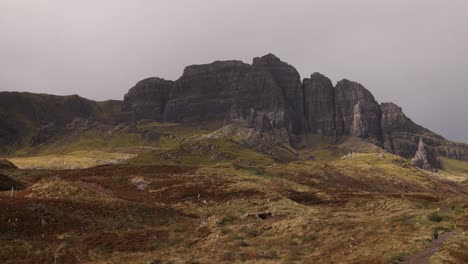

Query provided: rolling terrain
[0,54,467,263]
[0,121,467,263]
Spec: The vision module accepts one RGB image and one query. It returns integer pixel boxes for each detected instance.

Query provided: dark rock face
[164,61,251,122]
[119,54,468,164]
[0,92,122,154]
[334,79,380,138]
[351,101,381,140]
[123,77,174,121]
[233,67,286,118]
[380,102,443,159]
[380,103,421,157]
[412,138,443,171]
[302,73,335,136]
[224,104,290,145]
[2,53,467,165]
[380,103,428,135]
[161,55,304,134]
[220,103,292,160]
[439,142,466,160]
[252,54,305,134]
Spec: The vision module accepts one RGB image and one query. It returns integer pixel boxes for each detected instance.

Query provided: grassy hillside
[1,149,466,263]
[0,116,467,263]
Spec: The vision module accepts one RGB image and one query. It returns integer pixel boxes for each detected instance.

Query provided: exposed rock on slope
[302,73,336,136]
[223,104,291,146]
[411,138,443,171]
[379,102,447,160]
[352,101,381,141]
[164,60,251,122]
[251,54,305,134]
[123,77,174,121]
[334,79,381,139]
[1,53,468,168]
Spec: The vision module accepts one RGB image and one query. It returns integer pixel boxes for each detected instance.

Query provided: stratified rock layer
[164,60,251,122]
[334,79,381,138]
[1,53,466,170]
[120,53,468,169]
[302,73,335,136]
[123,77,174,120]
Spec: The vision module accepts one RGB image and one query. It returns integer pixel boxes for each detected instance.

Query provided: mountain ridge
[1,54,467,169]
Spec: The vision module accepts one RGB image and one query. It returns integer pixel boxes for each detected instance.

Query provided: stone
[302,73,335,136]
[223,104,291,147]
[334,79,380,137]
[2,53,468,165]
[252,54,305,134]
[411,137,443,171]
[164,60,251,122]
[351,101,381,140]
[123,77,174,121]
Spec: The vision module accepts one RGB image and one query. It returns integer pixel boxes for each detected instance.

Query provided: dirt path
[403,231,455,264]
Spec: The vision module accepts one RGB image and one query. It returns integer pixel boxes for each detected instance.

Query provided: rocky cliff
[302,73,336,136]
[163,60,251,122]
[123,77,174,121]
[122,53,467,169]
[1,54,466,170]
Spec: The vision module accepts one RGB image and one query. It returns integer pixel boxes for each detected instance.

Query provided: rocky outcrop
[334,79,381,138]
[160,55,305,135]
[380,102,422,158]
[302,73,336,136]
[123,77,174,121]
[2,53,467,165]
[119,54,468,165]
[411,138,443,171]
[439,142,466,160]
[379,102,448,162]
[352,101,381,140]
[216,104,293,160]
[164,61,251,122]
[252,54,305,134]
[224,104,290,146]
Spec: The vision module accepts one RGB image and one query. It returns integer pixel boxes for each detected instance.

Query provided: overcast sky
[1,0,467,143]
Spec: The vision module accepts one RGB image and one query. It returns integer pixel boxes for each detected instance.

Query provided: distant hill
[0,92,122,154]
